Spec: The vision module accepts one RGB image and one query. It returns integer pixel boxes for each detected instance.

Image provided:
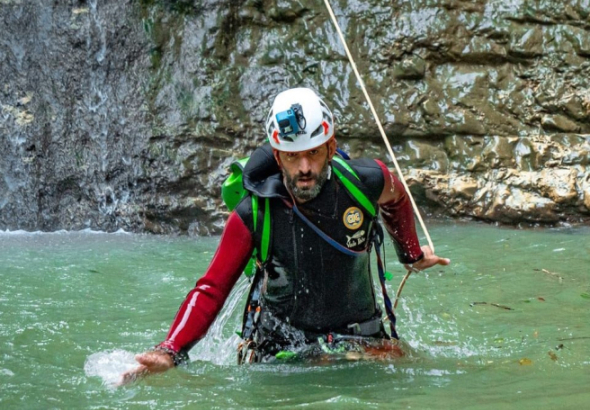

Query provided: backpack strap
[372,224,399,339]
[331,157,376,218]
[238,195,273,363]
[251,195,271,266]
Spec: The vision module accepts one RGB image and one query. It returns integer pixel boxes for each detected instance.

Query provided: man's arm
[376,160,450,271]
[120,211,254,385]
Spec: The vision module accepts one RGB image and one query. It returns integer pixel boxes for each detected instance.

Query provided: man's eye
[309,150,319,156]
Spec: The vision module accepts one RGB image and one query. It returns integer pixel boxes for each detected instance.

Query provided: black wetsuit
[236,144,388,357]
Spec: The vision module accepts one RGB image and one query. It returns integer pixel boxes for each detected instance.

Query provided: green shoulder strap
[331,157,377,217]
[246,195,271,277]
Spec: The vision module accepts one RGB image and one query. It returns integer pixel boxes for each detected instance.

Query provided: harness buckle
[347,322,362,335]
[347,316,383,336]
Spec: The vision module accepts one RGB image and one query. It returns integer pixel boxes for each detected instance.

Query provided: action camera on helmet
[276,104,305,136]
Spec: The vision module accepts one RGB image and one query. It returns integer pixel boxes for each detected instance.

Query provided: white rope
[322,0,434,252]
[322,0,435,306]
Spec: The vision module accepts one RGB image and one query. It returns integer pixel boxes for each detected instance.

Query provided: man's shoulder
[345,158,383,175]
[334,157,385,202]
[234,192,286,234]
[234,194,255,232]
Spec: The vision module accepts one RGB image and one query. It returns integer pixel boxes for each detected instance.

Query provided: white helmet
[265,88,334,152]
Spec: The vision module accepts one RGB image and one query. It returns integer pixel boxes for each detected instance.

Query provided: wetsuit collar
[242,144,289,199]
[243,143,336,214]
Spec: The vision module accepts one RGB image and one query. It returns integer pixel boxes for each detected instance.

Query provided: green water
[1,222,589,409]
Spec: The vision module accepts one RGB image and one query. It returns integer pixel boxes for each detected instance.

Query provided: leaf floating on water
[548,351,558,361]
[557,336,590,342]
[433,340,458,346]
[519,358,533,366]
[470,302,513,310]
[556,344,564,350]
[491,303,513,310]
[539,268,564,282]
[581,293,590,300]
[537,297,545,302]
[533,331,539,338]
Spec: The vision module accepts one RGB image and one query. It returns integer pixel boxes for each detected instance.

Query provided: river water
[1,222,588,409]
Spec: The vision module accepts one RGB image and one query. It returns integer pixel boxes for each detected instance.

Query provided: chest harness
[224,157,399,364]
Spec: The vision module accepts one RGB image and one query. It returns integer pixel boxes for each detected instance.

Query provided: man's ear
[272,149,282,167]
[327,137,337,160]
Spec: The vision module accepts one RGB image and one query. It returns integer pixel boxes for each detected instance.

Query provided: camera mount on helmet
[275,104,306,139]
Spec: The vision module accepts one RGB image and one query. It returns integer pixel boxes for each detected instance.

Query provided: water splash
[190,275,251,365]
[84,349,138,387]
[83,274,249,388]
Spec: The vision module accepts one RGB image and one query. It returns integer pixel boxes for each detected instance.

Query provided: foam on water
[0,228,130,236]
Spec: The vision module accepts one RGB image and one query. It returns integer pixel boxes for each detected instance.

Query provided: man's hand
[118,350,174,386]
[404,245,450,273]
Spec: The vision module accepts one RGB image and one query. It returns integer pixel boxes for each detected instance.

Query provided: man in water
[121,88,450,383]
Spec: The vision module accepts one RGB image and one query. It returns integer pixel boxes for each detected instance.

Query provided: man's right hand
[118,350,174,386]
[404,245,451,273]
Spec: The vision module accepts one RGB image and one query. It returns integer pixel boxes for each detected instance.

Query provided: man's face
[275,140,335,203]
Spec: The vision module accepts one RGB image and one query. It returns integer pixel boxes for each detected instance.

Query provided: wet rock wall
[0,0,589,234]
[1,0,151,232]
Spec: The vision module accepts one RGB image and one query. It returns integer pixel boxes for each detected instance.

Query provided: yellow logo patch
[343,207,364,230]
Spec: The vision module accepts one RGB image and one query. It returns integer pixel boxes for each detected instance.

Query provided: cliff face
[1,0,589,234]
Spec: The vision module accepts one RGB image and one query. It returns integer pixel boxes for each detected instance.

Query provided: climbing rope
[322,0,434,308]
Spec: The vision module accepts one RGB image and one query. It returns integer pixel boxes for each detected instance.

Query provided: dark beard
[285,160,330,202]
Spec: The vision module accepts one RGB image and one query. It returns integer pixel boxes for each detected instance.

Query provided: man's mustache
[294,171,317,182]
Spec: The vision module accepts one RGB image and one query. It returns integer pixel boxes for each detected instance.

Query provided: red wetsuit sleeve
[375,160,424,264]
[157,211,254,353]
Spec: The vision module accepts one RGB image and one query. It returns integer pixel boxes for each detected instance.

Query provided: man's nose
[298,156,312,173]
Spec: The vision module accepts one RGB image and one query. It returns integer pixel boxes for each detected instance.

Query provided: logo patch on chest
[346,230,366,248]
[343,206,364,230]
